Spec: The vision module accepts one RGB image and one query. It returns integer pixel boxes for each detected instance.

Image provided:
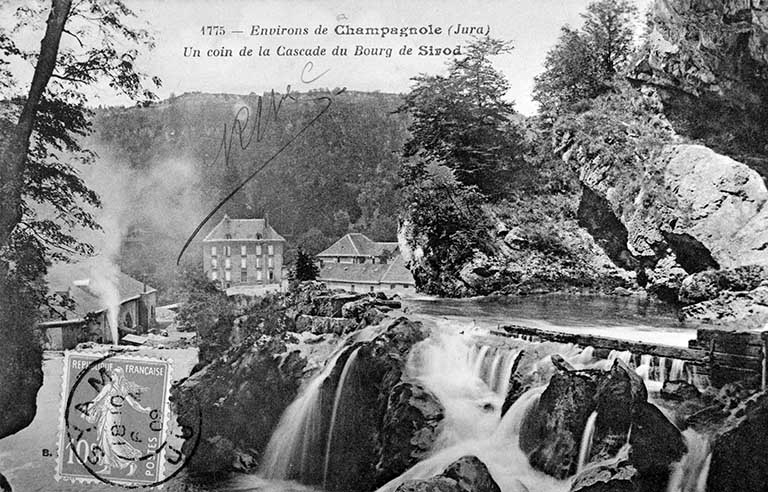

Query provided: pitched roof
[45,260,156,319]
[317,254,415,286]
[317,233,399,258]
[203,215,286,242]
[381,255,415,284]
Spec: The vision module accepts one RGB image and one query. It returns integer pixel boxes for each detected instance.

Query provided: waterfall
[488,351,504,392]
[260,346,349,482]
[322,347,361,488]
[667,429,712,492]
[670,359,686,381]
[497,349,522,398]
[576,411,598,473]
[472,345,491,376]
[606,350,632,367]
[373,332,601,492]
[659,356,667,383]
[375,385,569,492]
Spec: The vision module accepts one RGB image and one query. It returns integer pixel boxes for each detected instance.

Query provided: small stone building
[40,261,157,349]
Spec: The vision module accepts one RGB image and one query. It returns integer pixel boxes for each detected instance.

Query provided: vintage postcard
[1,0,767,491]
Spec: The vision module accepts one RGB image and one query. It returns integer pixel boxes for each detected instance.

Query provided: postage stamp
[55,351,174,487]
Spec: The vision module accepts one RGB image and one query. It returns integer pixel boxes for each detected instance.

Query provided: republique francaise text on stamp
[56,351,174,487]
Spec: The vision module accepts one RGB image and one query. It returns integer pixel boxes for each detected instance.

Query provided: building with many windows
[202,215,286,288]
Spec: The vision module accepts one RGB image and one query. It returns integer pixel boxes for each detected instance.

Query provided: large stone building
[203,215,286,288]
[316,233,416,295]
[40,260,157,349]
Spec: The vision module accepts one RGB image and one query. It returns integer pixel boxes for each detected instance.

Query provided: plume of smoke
[79,148,211,340]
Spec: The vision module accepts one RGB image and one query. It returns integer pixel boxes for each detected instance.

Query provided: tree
[398,159,490,295]
[399,37,524,197]
[533,0,637,114]
[0,0,159,439]
[290,248,319,283]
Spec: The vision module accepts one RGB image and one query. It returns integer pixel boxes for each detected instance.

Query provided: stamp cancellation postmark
[56,351,174,487]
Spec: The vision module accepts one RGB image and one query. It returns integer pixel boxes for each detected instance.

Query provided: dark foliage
[399,37,525,198]
[533,0,637,115]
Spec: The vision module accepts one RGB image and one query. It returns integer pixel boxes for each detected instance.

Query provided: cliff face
[575,143,768,272]
[632,0,768,170]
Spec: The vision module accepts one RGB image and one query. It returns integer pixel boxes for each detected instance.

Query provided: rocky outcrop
[294,315,359,335]
[706,392,768,491]
[172,335,307,474]
[522,357,684,490]
[519,360,599,478]
[398,204,632,298]
[578,144,768,273]
[377,382,444,483]
[321,317,439,491]
[395,456,501,492]
[631,0,768,166]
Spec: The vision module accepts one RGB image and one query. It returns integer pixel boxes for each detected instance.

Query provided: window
[267,244,274,255]
[225,233,232,240]
[268,270,274,281]
[211,257,218,268]
[211,246,217,256]
[225,270,231,282]
[255,245,262,255]
[225,246,231,257]
[370,286,374,292]
[212,270,218,280]
[256,270,263,281]
[241,270,247,282]
[240,257,247,269]
[268,256,274,268]
[391,284,395,289]
[350,284,355,292]
[256,257,262,268]
[224,258,231,269]
[241,245,247,256]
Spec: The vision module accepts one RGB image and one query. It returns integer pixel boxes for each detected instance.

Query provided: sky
[3,0,651,115]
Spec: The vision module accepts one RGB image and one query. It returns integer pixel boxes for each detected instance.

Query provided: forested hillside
[90,90,408,297]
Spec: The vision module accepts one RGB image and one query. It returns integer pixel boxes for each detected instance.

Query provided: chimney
[264,212,269,230]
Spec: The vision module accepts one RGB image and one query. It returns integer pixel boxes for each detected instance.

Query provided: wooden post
[762,332,768,391]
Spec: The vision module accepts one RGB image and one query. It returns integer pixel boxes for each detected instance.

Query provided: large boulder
[522,357,684,491]
[591,359,648,461]
[376,382,444,483]
[395,456,501,492]
[628,402,687,491]
[519,358,599,479]
[315,317,440,492]
[172,335,307,474]
[580,144,768,274]
[706,392,768,491]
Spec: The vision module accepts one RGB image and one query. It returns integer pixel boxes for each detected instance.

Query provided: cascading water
[577,411,598,473]
[670,359,687,381]
[607,349,633,366]
[256,324,714,492]
[322,347,361,488]
[260,347,348,482]
[667,429,712,492]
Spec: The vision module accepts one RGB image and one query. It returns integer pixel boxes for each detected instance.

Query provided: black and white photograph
[1,0,767,490]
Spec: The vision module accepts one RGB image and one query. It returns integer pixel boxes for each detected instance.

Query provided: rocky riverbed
[166,282,768,492]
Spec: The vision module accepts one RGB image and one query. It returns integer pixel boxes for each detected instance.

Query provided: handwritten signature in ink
[176,62,341,264]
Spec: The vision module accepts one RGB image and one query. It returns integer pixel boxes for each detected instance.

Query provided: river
[0,294,701,491]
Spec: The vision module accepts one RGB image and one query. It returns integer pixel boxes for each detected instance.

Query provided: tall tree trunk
[0,0,71,441]
[0,0,71,254]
